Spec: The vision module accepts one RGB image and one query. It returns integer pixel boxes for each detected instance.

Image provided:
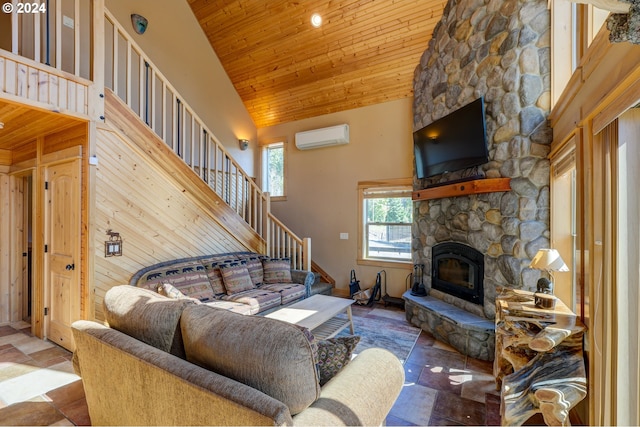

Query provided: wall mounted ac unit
[295,124,349,150]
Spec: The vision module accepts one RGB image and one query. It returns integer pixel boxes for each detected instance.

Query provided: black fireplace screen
[432,242,484,305]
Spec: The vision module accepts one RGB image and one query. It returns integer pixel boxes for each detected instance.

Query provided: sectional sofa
[129,251,318,315]
[72,285,405,425]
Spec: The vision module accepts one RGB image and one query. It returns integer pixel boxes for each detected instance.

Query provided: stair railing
[261,193,311,271]
[102,9,310,269]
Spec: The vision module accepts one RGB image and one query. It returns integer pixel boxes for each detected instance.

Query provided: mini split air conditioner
[295,124,349,150]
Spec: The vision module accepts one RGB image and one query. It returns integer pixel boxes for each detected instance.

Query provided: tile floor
[0,322,89,426]
[0,309,579,426]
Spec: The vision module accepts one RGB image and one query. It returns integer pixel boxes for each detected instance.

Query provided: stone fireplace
[403,0,552,360]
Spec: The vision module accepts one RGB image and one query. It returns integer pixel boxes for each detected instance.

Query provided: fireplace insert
[431,242,484,305]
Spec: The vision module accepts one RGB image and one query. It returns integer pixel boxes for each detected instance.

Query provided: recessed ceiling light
[310,13,322,28]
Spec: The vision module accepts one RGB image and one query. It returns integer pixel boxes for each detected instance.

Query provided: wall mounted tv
[413,97,489,179]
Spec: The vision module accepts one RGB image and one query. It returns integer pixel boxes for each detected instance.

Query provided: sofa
[72,285,405,426]
[129,251,317,315]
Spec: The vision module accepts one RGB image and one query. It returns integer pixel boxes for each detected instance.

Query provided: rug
[336,306,421,364]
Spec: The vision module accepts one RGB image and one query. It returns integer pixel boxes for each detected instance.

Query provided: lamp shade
[529,249,569,272]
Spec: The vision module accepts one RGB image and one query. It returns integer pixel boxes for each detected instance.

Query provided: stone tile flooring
[0,322,89,426]
[0,309,581,426]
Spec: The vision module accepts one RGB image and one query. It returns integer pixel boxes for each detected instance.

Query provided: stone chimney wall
[412,0,552,319]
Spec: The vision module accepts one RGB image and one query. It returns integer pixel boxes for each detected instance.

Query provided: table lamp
[529,248,569,309]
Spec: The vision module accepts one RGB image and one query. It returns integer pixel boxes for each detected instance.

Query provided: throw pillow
[200,258,229,295]
[156,283,202,304]
[140,261,215,302]
[262,257,293,284]
[244,256,265,286]
[157,282,185,299]
[316,335,360,386]
[219,261,254,295]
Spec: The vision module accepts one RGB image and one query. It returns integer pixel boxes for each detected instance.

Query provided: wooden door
[44,159,81,351]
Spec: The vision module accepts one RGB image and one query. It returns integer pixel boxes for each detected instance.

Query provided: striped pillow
[243,256,265,286]
[262,258,292,284]
[201,258,229,295]
[219,261,254,295]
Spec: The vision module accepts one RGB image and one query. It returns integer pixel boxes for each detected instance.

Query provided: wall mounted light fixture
[105,229,123,257]
[131,13,148,35]
[239,139,250,151]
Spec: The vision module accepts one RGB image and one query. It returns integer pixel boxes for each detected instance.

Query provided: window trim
[260,138,287,201]
[357,178,413,266]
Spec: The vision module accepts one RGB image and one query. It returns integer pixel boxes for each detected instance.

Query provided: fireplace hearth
[432,242,484,305]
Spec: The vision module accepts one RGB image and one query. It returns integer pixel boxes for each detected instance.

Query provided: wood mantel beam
[412,178,511,201]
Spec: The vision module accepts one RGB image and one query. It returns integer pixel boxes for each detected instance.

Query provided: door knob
[65,263,75,271]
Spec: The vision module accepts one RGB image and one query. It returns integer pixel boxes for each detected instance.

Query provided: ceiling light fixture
[310,13,322,28]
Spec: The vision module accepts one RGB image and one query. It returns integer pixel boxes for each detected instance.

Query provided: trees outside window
[358,180,413,262]
[263,142,285,199]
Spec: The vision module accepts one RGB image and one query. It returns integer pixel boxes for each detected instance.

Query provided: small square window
[359,180,413,263]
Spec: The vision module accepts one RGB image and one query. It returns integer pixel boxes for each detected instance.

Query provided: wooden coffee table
[265,294,355,339]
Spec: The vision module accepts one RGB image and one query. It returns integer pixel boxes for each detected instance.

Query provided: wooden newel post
[302,237,311,272]
[262,192,270,256]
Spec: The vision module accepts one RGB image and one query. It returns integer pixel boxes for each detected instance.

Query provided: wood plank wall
[92,125,249,320]
[0,173,23,324]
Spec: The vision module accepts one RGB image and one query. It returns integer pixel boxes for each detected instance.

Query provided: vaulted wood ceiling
[188,0,447,128]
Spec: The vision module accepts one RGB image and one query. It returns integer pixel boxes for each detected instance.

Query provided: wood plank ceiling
[0,100,84,159]
[188,0,447,128]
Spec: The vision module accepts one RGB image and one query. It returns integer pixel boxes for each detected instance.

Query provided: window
[550,141,578,311]
[551,2,610,107]
[358,179,413,263]
[262,141,286,199]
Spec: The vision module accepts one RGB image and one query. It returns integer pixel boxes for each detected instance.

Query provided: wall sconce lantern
[105,229,123,257]
[239,139,250,151]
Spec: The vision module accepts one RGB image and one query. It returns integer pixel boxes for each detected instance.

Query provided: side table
[494,289,587,426]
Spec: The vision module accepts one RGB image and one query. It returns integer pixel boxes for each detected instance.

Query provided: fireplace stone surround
[405,0,552,358]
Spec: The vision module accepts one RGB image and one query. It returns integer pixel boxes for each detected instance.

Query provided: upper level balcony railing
[1,0,311,271]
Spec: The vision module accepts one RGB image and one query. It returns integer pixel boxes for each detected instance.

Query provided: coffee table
[265,294,355,339]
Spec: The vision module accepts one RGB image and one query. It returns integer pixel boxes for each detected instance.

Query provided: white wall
[258,98,414,297]
[105,0,257,175]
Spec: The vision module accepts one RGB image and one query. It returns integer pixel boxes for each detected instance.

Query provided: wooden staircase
[101,9,311,270]
[310,261,335,296]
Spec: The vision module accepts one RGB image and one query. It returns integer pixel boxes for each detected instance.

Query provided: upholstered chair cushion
[258,283,306,305]
[181,304,320,415]
[262,258,293,284]
[103,285,195,358]
[220,289,282,314]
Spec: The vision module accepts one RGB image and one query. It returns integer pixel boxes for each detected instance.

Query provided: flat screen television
[413,97,489,179]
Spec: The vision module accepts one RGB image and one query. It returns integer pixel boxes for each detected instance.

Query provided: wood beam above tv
[412,178,512,201]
